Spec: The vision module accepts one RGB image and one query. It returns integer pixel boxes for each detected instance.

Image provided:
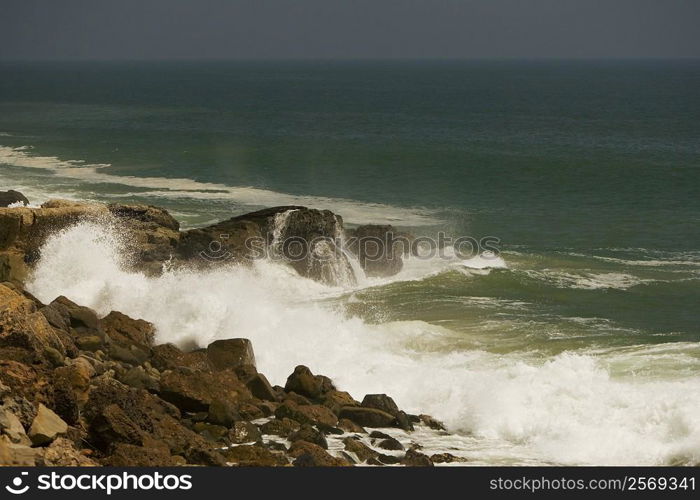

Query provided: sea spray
[26,221,700,466]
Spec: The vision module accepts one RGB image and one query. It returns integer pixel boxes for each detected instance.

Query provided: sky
[0,0,698,60]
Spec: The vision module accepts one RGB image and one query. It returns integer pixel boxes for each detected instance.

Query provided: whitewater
[24,221,700,466]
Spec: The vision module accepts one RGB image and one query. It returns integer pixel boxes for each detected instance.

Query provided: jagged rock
[345,224,407,277]
[119,366,159,392]
[222,444,288,467]
[1,396,36,429]
[40,437,98,466]
[431,452,466,464]
[401,449,434,467]
[0,407,30,445]
[343,437,378,462]
[193,422,228,442]
[289,424,327,449]
[158,368,250,412]
[228,421,262,444]
[284,391,312,405]
[0,190,29,207]
[259,417,300,438]
[275,400,338,428]
[102,311,154,365]
[206,398,241,427]
[338,406,396,428]
[0,435,39,465]
[28,403,68,445]
[246,373,278,401]
[150,343,211,371]
[206,338,256,371]
[289,440,350,467]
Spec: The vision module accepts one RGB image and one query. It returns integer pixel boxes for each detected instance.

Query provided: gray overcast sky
[1,0,698,60]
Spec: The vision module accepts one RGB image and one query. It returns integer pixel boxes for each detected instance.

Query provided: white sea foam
[0,145,441,226]
[24,221,700,465]
[523,270,653,290]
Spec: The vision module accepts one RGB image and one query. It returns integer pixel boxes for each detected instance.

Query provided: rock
[206,398,241,427]
[0,408,30,445]
[246,373,278,401]
[0,190,29,207]
[229,421,263,444]
[289,424,327,449]
[52,359,94,425]
[222,444,288,467]
[40,438,98,466]
[284,392,312,406]
[284,365,323,399]
[289,440,350,467]
[345,224,407,277]
[259,418,300,438]
[431,453,466,464]
[157,368,250,412]
[401,449,434,467]
[322,390,359,414]
[338,406,396,428]
[103,443,176,467]
[28,403,68,445]
[0,435,39,465]
[377,437,404,451]
[337,418,365,433]
[150,343,211,371]
[419,414,446,431]
[343,437,378,462]
[369,430,393,440]
[119,366,159,392]
[238,403,264,420]
[206,338,256,371]
[275,400,338,428]
[102,311,154,364]
[361,394,400,416]
[1,396,37,430]
[193,422,228,442]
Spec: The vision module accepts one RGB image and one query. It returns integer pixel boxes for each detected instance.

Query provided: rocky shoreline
[0,191,461,467]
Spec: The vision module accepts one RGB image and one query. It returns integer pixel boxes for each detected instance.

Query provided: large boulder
[101,311,154,365]
[206,338,256,372]
[157,368,251,412]
[0,191,29,207]
[338,406,396,428]
[28,403,68,445]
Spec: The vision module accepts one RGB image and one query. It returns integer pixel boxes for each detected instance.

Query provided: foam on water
[25,221,700,465]
[0,145,441,226]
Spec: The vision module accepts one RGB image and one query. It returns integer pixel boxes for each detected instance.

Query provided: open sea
[1,60,699,465]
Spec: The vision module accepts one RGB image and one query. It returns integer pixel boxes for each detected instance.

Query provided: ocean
[1,60,699,465]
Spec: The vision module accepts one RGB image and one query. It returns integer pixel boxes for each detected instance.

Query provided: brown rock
[206,338,256,371]
[206,398,241,427]
[158,368,250,412]
[246,373,278,401]
[0,190,29,207]
[0,435,39,465]
[338,406,396,428]
[40,437,98,466]
[103,443,177,467]
[228,421,262,444]
[337,418,365,433]
[343,437,378,462]
[150,343,211,371]
[28,403,68,445]
[361,393,400,416]
[289,424,327,449]
[289,440,350,467]
[0,408,30,445]
[275,400,338,427]
[259,418,300,438]
[401,449,434,467]
[284,365,322,399]
[222,444,288,467]
[322,390,359,414]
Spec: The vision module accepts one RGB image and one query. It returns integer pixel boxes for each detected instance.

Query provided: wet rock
[337,418,365,433]
[150,343,211,371]
[338,406,396,428]
[322,390,359,414]
[238,403,264,420]
[377,436,404,451]
[431,453,467,464]
[275,400,337,428]
[0,190,29,207]
[343,437,378,462]
[229,421,263,444]
[290,440,350,467]
[193,422,228,443]
[206,338,256,371]
[259,417,300,438]
[401,449,434,467]
[345,224,407,277]
[222,444,288,467]
[289,424,328,449]
[419,414,446,431]
[102,311,154,365]
[28,403,68,445]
